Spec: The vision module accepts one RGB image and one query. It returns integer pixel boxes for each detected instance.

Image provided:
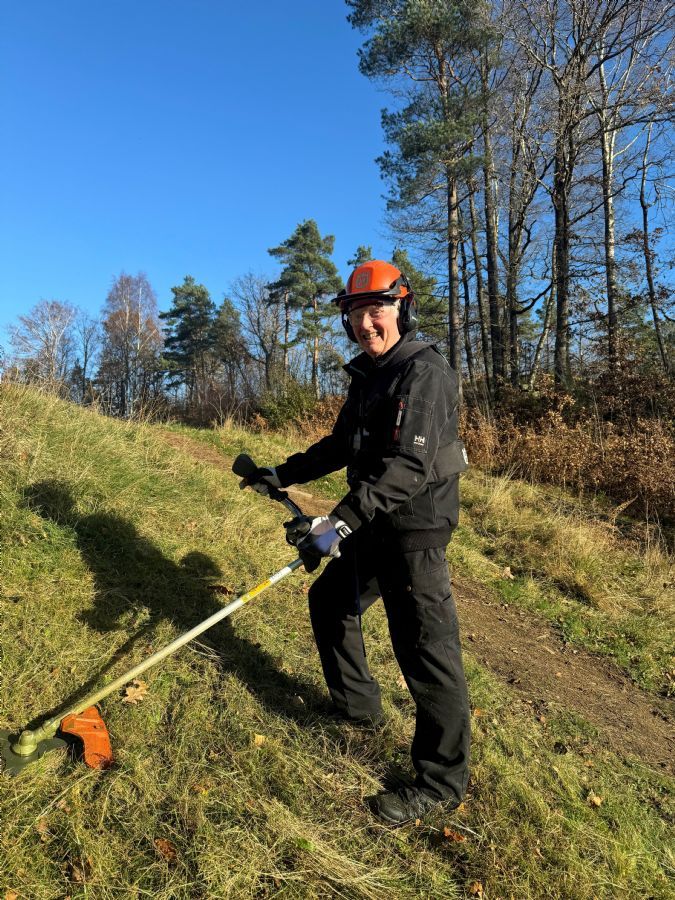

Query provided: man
[241,259,470,824]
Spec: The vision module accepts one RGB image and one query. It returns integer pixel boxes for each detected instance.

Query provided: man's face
[348,300,401,358]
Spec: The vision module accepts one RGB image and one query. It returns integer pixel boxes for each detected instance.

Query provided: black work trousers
[308,529,470,803]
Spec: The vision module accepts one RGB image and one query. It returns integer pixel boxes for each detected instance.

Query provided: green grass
[187,420,675,697]
[0,386,673,899]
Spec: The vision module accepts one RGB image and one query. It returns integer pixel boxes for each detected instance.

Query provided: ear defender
[342,312,357,343]
[398,296,418,335]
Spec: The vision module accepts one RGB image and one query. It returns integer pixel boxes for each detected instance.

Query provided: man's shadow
[24,480,329,727]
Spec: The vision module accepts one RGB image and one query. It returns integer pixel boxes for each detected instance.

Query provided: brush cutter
[0,454,304,776]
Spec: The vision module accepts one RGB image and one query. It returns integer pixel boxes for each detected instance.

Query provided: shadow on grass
[23,480,329,727]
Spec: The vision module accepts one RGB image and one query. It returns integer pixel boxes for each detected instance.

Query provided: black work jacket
[276,334,468,551]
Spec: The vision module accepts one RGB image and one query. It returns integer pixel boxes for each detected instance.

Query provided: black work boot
[368,786,453,825]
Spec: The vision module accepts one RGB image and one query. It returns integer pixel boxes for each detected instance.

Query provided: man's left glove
[284,515,353,572]
[239,466,282,497]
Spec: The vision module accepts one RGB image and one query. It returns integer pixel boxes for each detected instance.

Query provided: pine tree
[213,297,248,400]
[391,249,444,340]
[348,0,490,391]
[160,276,217,413]
[268,220,343,398]
[347,245,374,267]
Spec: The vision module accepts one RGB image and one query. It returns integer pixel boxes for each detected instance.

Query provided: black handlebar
[232,453,303,520]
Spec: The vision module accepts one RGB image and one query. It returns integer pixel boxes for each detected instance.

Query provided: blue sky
[0,1,393,339]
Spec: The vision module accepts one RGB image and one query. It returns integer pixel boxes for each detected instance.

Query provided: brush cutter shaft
[12,558,304,754]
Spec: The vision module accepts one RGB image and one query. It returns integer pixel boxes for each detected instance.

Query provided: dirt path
[162,431,675,774]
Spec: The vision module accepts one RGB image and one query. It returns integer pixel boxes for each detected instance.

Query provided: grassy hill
[0,384,673,899]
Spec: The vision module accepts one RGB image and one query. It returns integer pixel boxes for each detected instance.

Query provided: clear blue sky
[0,1,394,340]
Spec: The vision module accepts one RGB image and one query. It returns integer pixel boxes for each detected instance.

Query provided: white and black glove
[239,466,282,497]
[284,514,353,572]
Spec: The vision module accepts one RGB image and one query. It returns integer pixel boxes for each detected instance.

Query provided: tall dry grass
[462,410,674,523]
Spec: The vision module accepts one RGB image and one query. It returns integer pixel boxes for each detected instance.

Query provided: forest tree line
[2,0,673,430]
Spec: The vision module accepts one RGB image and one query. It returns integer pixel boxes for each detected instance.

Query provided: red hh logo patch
[354,271,370,290]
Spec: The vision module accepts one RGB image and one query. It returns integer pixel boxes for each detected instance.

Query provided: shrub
[463,410,674,523]
[257,380,319,430]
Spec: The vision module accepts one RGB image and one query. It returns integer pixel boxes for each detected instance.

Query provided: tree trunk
[447,173,462,405]
[283,291,290,385]
[468,187,492,394]
[600,110,619,374]
[553,134,572,388]
[312,297,320,400]
[460,238,477,395]
[640,127,670,375]
[529,247,556,390]
[506,129,524,388]
[483,123,503,390]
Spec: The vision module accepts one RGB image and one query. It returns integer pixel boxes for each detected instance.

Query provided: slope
[0,384,672,900]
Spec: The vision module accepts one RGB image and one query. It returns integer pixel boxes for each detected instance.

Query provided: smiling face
[348,300,401,358]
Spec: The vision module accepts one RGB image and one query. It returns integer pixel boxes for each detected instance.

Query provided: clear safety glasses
[347,301,397,323]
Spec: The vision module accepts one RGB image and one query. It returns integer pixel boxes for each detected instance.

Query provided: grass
[0,385,673,899]
[188,419,674,696]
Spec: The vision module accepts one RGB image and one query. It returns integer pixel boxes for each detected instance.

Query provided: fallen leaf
[295,837,314,852]
[67,858,91,883]
[192,783,210,795]
[154,837,178,863]
[122,679,148,704]
[537,715,547,724]
[472,708,484,718]
[502,566,515,580]
[469,881,483,897]
[253,733,266,747]
[588,793,603,807]
[36,818,49,842]
[396,674,408,690]
[414,818,422,826]
[443,826,466,842]
[5,891,19,900]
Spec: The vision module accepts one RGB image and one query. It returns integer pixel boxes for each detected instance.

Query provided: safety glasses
[347,301,397,323]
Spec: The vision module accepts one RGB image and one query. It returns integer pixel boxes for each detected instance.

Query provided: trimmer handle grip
[231,452,259,479]
[232,453,303,519]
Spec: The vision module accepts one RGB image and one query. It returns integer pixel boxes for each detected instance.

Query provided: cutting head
[0,728,70,776]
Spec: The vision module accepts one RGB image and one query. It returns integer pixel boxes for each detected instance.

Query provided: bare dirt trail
[161,431,675,775]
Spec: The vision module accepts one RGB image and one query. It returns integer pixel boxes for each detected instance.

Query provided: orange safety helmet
[335,259,418,342]
[335,259,412,312]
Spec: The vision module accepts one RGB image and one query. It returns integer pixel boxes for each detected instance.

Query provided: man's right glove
[239,466,282,497]
[284,514,353,572]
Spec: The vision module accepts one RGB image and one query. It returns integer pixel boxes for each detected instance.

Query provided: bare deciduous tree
[9,299,77,389]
